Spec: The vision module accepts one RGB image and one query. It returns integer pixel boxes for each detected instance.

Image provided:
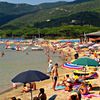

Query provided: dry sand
[0,41,100,100]
[0,66,100,100]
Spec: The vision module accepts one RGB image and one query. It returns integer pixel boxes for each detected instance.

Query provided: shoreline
[0,40,64,96]
[0,84,22,95]
[0,66,64,96]
[0,66,71,99]
[1,66,100,100]
[0,40,100,100]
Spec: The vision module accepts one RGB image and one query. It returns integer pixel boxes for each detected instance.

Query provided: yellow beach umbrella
[97,52,100,54]
[73,75,79,80]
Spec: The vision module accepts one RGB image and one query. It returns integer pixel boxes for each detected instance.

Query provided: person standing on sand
[51,63,59,91]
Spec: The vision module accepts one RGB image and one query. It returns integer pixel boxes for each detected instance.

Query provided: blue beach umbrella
[12,70,50,83]
[11,70,50,100]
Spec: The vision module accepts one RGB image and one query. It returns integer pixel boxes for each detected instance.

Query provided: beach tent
[12,70,50,100]
[72,57,99,66]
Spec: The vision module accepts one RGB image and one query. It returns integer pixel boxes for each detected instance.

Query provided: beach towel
[48,94,57,100]
[82,94,100,99]
[73,84,80,90]
[55,85,65,90]
[85,72,98,80]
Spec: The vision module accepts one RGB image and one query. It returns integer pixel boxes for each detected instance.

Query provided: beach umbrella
[11,70,50,100]
[72,57,99,66]
[63,63,83,70]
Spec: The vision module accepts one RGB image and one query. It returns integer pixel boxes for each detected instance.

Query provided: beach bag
[65,85,72,91]
[65,86,70,91]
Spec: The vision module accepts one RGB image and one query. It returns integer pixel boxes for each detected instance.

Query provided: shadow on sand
[92,86,100,91]
[48,94,57,100]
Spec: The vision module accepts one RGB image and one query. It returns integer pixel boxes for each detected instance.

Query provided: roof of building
[90,37,100,41]
[86,31,100,36]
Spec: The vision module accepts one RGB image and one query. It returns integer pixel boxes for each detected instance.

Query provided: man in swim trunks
[51,63,58,91]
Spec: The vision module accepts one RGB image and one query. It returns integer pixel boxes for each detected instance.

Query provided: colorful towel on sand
[73,84,80,90]
[82,94,100,98]
[85,72,98,80]
[55,85,65,90]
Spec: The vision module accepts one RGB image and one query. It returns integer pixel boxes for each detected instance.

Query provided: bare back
[52,66,58,77]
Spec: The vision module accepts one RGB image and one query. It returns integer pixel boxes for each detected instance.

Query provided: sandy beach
[0,66,100,100]
[0,40,100,100]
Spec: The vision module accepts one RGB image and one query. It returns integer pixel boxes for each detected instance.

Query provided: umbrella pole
[85,67,86,80]
[83,66,86,81]
[30,83,33,100]
[30,90,33,100]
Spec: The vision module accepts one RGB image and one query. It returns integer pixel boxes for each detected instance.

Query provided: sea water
[0,44,62,93]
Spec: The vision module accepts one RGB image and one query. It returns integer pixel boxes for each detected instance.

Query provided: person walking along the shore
[51,63,59,91]
[47,59,53,75]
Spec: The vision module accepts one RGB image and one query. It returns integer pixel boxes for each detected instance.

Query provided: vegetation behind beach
[0,0,100,38]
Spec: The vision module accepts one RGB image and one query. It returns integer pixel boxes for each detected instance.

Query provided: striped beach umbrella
[63,63,83,70]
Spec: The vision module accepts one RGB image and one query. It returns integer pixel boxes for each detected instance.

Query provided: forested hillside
[0,0,100,38]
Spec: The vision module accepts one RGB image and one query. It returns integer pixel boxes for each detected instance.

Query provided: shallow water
[0,44,62,93]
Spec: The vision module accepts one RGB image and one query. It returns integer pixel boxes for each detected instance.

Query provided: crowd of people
[43,40,100,100]
[9,40,100,100]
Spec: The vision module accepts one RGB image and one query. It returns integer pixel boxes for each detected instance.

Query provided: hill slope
[0,2,40,26]
[0,0,100,29]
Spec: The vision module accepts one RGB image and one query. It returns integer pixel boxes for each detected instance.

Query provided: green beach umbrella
[72,57,99,66]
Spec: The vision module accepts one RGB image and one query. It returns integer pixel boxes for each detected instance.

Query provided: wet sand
[0,66,100,100]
